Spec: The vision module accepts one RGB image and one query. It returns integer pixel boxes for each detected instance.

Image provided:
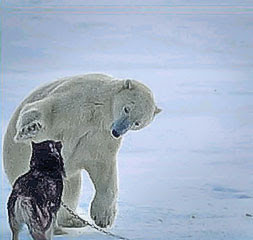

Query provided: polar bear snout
[111,116,132,139]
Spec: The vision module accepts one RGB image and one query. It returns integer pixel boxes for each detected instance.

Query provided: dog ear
[56,141,62,150]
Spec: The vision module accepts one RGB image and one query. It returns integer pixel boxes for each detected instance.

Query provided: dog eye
[123,106,130,114]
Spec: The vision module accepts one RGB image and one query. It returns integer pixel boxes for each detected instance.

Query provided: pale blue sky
[2,1,253,74]
[1,1,253,123]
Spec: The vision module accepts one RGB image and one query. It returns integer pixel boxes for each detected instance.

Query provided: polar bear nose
[111,116,131,139]
[112,129,120,138]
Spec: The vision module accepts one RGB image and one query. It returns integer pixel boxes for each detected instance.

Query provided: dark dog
[7,140,65,240]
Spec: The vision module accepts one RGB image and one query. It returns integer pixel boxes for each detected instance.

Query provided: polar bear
[3,73,161,229]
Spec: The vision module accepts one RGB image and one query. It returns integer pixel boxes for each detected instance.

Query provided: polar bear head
[111,79,161,138]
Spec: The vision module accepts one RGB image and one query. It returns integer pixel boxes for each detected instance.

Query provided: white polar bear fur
[3,73,160,229]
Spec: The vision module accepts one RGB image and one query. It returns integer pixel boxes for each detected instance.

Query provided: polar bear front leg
[15,109,43,141]
[88,161,118,228]
[14,99,53,142]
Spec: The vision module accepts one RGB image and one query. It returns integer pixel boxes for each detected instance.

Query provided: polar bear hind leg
[57,172,87,228]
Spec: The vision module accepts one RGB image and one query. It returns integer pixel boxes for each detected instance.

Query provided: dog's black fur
[7,140,65,240]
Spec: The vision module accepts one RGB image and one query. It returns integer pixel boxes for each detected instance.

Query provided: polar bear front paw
[15,109,44,142]
[90,200,116,228]
[15,121,43,141]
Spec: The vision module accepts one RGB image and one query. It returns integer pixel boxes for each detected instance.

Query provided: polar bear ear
[123,79,133,90]
[154,106,162,115]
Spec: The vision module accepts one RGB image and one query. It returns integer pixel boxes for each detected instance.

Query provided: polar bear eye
[123,106,130,114]
[135,121,140,127]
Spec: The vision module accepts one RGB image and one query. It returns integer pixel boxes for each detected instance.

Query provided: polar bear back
[3,74,121,184]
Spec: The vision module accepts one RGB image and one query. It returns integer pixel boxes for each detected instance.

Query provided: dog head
[30,140,66,177]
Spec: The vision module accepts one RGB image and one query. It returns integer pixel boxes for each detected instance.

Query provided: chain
[61,202,130,240]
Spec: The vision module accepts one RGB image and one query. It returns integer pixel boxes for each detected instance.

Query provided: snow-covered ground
[1,1,253,239]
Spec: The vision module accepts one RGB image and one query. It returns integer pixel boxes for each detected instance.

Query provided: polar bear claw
[91,198,116,228]
[16,121,42,141]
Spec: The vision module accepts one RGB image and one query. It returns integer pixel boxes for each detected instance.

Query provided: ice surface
[1,1,253,239]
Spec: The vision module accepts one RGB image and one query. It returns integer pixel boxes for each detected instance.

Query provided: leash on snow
[61,202,130,240]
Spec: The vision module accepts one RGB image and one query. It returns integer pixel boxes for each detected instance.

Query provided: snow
[1,1,253,239]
